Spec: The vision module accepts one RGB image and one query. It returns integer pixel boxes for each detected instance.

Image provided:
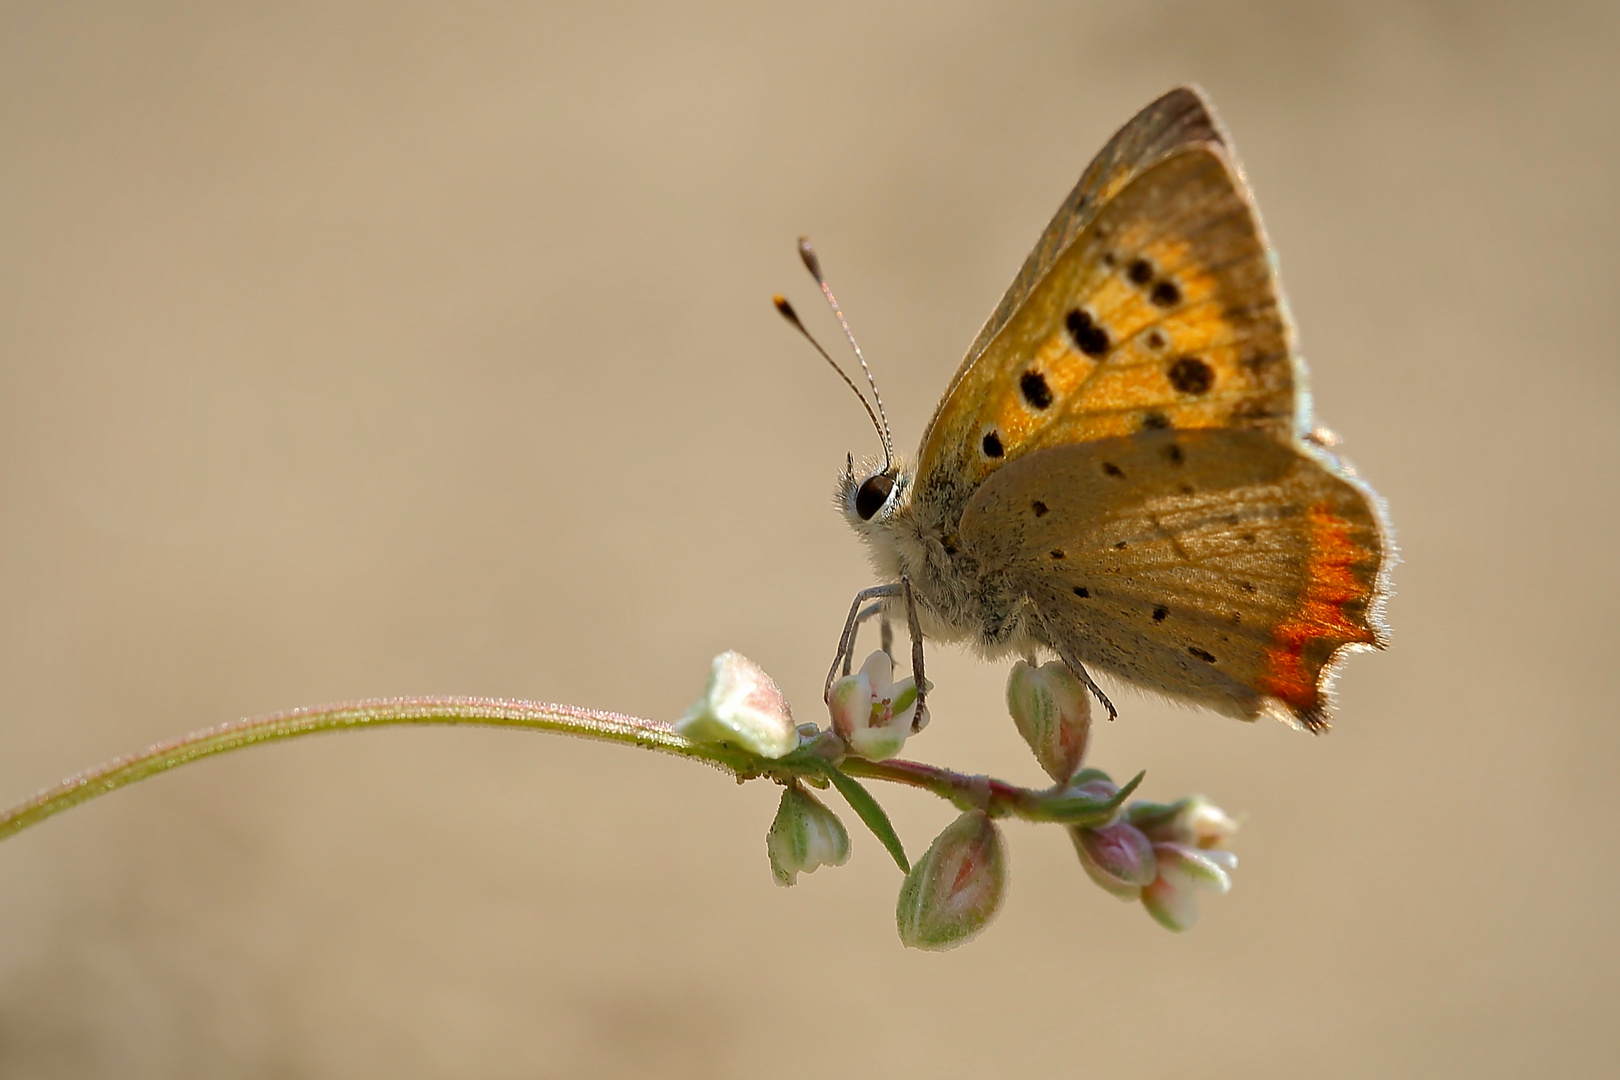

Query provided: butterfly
[781,86,1391,734]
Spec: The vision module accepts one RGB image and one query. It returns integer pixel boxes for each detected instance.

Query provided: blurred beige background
[0,0,1615,1075]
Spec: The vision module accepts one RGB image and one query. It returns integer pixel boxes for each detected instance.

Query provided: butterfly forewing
[959,86,1228,371]
[915,145,1294,512]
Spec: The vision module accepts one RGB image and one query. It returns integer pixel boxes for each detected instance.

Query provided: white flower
[675,651,799,759]
[827,650,919,762]
[767,784,851,886]
[1131,796,1242,932]
[1141,844,1237,932]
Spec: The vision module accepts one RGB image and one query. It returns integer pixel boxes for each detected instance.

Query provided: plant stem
[0,697,1123,842]
[0,696,753,842]
[840,758,1041,815]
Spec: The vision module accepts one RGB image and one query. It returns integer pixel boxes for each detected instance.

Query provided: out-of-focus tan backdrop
[1,1,1615,1076]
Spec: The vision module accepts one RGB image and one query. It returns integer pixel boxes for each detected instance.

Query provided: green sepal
[890,681,918,715]
[1124,798,1185,831]
[1040,770,1145,823]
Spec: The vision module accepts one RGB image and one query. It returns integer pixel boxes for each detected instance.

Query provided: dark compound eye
[855,473,896,520]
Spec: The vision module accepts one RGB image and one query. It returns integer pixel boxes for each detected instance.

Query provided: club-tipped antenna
[774,294,892,471]
[796,237,894,465]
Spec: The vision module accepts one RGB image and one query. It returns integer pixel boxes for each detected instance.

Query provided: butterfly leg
[1049,640,1118,723]
[826,584,905,699]
[900,575,929,732]
[842,601,891,676]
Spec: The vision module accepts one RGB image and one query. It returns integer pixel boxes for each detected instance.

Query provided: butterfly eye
[855,474,896,520]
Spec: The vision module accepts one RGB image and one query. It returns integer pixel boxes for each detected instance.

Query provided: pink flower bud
[675,651,798,759]
[826,650,918,762]
[767,784,851,886]
[1071,819,1157,900]
[895,810,1007,951]
[1005,659,1091,782]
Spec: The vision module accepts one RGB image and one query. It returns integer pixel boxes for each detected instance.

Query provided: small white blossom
[1132,796,1242,932]
[827,651,919,762]
[675,651,799,759]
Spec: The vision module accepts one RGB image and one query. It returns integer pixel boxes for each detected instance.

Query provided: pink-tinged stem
[840,758,1043,816]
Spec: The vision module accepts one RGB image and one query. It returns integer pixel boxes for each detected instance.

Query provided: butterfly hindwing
[957,429,1386,729]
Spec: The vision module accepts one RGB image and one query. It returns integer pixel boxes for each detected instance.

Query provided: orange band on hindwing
[1261,502,1380,717]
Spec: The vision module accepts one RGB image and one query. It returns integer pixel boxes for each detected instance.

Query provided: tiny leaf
[817,761,910,874]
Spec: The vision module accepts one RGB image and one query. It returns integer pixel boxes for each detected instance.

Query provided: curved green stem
[0,696,756,842]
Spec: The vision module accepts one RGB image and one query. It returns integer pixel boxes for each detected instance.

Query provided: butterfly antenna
[774,295,891,467]
[796,237,895,467]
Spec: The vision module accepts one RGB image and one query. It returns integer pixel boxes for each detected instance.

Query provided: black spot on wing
[1168,356,1215,395]
[1102,462,1124,478]
[1188,646,1217,663]
[1020,370,1053,409]
[1152,605,1168,622]
[1150,280,1182,308]
[982,430,1004,458]
[1032,500,1049,517]
[1065,309,1111,357]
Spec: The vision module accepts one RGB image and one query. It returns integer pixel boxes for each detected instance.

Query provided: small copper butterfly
[784,86,1392,733]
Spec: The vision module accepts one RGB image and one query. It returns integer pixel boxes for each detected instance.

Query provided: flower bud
[896,810,1007,950]
[1071,819,1157,900]
[827,650,919,762]
[1131,795,1240,848]
[675,651,799,759]
[1180,796,1240,849]
[1006,659,1091,782]
[767,784,851,886]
